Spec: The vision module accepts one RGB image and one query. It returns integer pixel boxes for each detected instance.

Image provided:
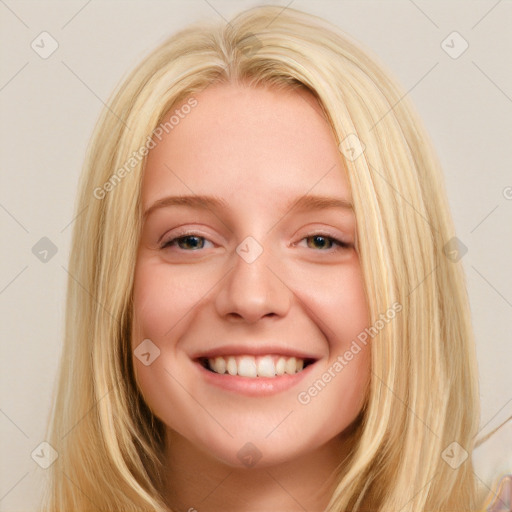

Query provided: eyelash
[159,231,351,252]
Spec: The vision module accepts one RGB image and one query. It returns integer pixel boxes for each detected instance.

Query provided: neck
[163,428,358,512]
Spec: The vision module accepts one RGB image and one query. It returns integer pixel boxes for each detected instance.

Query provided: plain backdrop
[1,1,511,510]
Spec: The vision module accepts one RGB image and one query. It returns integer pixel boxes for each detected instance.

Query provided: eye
[160,234,214,251]
[159,231,351,252]
[300,233,351,251]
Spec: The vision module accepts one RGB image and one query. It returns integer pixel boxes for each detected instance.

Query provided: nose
[214,239,292,324]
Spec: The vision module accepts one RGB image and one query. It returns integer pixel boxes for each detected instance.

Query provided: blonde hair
[43,5,486,511]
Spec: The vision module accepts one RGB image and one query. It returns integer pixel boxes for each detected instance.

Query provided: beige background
[1,1,511,510]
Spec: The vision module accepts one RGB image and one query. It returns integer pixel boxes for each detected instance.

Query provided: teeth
[206,355,307,378]
[238,356,257,378]
[211,356,226,374]
[227,356,237,376]
[257,356,275,377]
[285,356,297,375]
[276,357,286,376]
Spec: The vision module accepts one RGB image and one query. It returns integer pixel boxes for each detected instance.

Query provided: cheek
[131,260,210,339]
[329,265,370,405]
[295,340,371,440]
[131,259,226,434]
[332,265,369,345]
[287,260,370,430]
[130,262,205,441]
[297,260,369,343]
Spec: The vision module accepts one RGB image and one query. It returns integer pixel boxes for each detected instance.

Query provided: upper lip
[191,344,320,361]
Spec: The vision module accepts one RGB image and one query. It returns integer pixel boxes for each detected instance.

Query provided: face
[131,82,371,468]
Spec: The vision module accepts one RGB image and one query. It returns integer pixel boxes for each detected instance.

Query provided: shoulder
[473,417,512,511]
[485,474,511,511]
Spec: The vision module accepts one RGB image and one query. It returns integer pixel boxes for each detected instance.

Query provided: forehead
[141,82,352,209]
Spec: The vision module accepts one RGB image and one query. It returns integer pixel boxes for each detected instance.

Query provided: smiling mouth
[198,355,316,378]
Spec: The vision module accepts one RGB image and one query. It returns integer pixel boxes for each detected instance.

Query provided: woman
[43,5,499,511]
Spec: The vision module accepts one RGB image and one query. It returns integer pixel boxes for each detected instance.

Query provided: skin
[131,81,371,512]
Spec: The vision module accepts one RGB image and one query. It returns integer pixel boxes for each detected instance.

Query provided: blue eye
[160,233,351,252]
[161,235,211,250]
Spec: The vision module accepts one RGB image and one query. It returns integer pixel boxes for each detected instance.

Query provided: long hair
[43,5,484,511]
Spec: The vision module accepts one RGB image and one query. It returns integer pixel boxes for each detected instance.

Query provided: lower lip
[195,360,315,396]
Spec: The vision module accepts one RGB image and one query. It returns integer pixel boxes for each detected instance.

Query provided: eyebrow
[143,194,354,219]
